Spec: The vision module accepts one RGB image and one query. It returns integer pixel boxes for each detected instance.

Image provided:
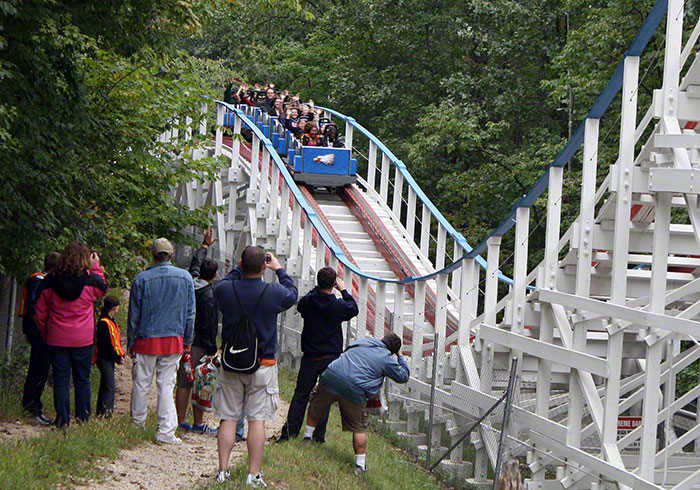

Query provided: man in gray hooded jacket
[304,332,409,473]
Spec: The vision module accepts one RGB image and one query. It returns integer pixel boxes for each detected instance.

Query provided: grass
[0,416,158,489]
[198,367,448,490]
[0,297,162,490]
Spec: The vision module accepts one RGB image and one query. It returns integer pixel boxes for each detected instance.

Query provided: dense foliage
[0,1,226,284]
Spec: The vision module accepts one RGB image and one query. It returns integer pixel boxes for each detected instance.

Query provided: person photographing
[304,332,410,473]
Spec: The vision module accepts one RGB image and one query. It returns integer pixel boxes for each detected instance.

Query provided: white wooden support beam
[269,166,280,221]
[289,201,301,260]
[411,281,427,375]
[392,167,404,219]
[259,150,270,207]
[436,224,447,270]
[451,242,462,296]
[475,235,501,482]
[367,141,377,190]
[435,273,448,383]
[458,258,478,346]
[199,101,207,135]
[215,104,224,156]
[379,153,390,203]
[529,433,663,490]
[248,136,261,203]
[185,116,192,142]
[420,204,431,258]
[569,118,599,455]
[648,168,700,194]
[374,282,386,339]
[343,268,354,346]
[231,116,242,169]
[480,324,608,377]
[357,276,369,339]
[639,190,672,480]
[301,217,313,284]
[406,188,417,241]
[345,122,354,152]
[600,58,639,488]
[393,283,405,348]
[538,289,700,338]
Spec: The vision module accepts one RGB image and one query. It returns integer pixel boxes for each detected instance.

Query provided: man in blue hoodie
[213,245,297,488]
[277,267,358,443]
[304,332,410,473]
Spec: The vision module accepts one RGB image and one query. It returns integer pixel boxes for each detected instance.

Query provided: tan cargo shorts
[213,364,279,422]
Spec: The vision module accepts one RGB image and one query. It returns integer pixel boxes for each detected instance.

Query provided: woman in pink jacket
[35,242,108,427]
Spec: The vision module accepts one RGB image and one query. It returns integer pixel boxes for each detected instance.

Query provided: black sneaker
[34,414,52,426]
[302,437,312,444]
[275,435,290,443]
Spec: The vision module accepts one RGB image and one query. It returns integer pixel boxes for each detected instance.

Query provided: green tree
[0,1,225,284]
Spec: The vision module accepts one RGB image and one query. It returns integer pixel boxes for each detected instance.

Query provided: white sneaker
[155,435,183,445]
[245,473,268,487]
[215,470,230,483]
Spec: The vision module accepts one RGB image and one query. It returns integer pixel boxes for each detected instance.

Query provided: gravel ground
[90,355,288,490]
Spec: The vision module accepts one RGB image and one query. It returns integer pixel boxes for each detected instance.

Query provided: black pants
[280,356,336,442]
[22,332,51,416]
[96,358,116,417]
[49,344,93,427]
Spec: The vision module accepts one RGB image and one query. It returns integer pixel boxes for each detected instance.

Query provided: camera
[265,253,271,263]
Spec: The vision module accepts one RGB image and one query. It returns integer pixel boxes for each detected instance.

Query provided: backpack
[221,282,269,374]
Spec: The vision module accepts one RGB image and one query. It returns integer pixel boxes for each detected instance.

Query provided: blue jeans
[236,409,245,439]
[48,344,93,427]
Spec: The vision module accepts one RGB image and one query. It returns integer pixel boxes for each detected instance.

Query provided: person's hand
[266,253,282,271]
[128,347,135,359]
[203,227,217,247]
[118,357,125,365]
[184,344,191,354]
[335,277,346,291]
[90,252,100,265]
[254,83,260,90]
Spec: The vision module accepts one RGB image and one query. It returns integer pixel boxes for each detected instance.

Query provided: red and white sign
[617,416,642,451]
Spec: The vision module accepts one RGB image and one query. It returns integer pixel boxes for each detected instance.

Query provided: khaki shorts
[213,364,279,422]
[176,346,207,390]
[307,381,369,433]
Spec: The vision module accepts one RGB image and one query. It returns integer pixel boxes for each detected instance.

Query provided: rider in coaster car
[322,124,345,148]
[301,123,323,147]
[281,107,301,136]
[255,86,277,113]
[318,117,331,135]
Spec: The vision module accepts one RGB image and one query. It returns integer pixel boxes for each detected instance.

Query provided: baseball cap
[151,238,174,256]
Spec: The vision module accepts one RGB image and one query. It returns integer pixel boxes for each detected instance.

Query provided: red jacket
[35,263,108,347]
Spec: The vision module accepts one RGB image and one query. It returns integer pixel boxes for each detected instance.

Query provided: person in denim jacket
[127,238,195,445]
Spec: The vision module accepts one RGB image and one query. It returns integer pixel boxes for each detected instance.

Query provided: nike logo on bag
[229,347,249,355]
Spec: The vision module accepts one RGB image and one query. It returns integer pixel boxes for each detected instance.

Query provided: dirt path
[0,419,46,441]
[90,355,288,489]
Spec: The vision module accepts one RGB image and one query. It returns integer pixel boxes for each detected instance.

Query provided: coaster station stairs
[168,1,700,488]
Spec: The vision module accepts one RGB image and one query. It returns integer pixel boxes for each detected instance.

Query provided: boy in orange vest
[94,296,125,417]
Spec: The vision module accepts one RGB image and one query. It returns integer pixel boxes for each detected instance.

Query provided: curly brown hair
[54,242,91,277]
